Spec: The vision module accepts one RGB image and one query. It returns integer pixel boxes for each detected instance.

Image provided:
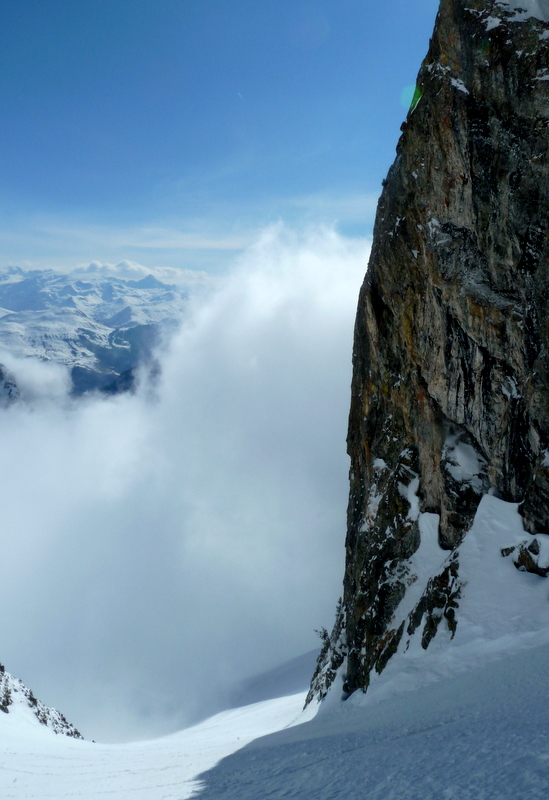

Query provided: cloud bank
[75,259,214,289]
[0,224,370,742]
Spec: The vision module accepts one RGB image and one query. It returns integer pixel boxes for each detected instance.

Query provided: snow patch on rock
[0,663,82,739]
[496,0,549,23]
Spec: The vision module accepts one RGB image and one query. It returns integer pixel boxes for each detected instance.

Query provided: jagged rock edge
[0,663,83,738]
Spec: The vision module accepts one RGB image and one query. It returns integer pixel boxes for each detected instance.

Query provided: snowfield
[0,693,317,800]
[2,639,549,799]
[194,640,549,799]
[2,495,549,798]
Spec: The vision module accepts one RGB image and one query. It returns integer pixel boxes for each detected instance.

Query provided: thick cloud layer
[0,225,369,742]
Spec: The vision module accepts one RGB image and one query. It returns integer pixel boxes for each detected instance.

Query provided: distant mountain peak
[127,274,171,290]
[0,364,19,405]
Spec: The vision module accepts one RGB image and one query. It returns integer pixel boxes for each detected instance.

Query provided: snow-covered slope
[0,664,82,740]
[2,639,549,798]
[2,496,549,798]
[338,494,549,702]
[0,691,314,800]
[0,267,191,394]
[194,639,549,800]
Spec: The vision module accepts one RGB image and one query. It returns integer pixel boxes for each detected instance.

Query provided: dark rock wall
[309,0,549,702]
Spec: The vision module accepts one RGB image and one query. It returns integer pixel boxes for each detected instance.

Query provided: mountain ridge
[0,662,82,739]
[0,266,191,395]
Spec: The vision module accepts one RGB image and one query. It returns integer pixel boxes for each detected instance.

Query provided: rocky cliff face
[308,0,549,703]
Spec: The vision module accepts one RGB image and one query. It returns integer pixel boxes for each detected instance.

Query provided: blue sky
[0,1,439,272]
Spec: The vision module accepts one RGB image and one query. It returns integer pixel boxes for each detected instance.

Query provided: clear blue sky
[0,0,439,272]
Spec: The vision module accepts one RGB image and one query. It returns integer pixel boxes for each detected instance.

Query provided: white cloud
[0,224,370,743]
[76,259,214,288]
[0,351,71,402]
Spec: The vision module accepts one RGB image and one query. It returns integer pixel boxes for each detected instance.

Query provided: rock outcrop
[0,662,82,738]
[308,0,549,703]
[0,364,19,405]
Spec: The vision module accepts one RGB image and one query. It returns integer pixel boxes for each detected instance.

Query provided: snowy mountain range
[0,266,191,395]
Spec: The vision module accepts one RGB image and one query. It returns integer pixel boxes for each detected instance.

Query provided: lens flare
[400,84,422,111]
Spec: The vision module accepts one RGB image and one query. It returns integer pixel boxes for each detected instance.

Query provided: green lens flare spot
[400,84,422,111]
